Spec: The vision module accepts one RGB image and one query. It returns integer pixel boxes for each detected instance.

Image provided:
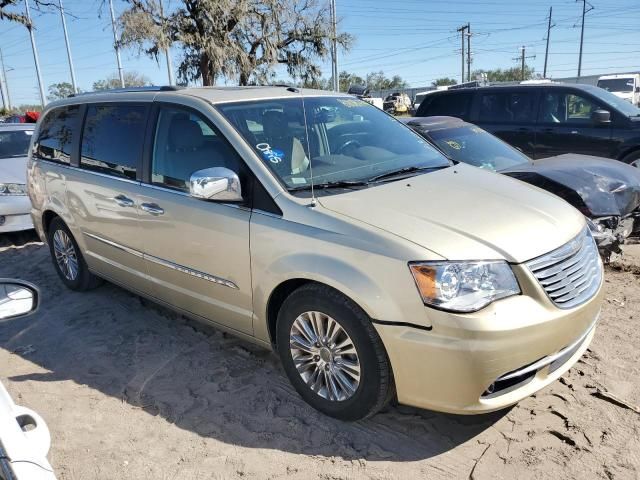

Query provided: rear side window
[479,91,534,123]
[80,104,147,180]
[33,105,80,164]
[417,93,473,119]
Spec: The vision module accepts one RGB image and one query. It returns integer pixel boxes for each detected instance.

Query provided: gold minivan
[27,86,603,420]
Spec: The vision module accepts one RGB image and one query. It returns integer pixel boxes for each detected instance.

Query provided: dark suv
[415,83,640,166]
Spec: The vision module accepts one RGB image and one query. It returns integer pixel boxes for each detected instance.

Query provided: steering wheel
[336,138,363,156]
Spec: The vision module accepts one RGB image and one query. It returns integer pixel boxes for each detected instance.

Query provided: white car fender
[0,381,56,479]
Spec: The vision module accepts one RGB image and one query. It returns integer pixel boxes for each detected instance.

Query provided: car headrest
[169,117,204,150]
[262,110,289,140]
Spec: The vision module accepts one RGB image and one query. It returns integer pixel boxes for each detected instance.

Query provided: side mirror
[635,86,640,93]
[0,280,39,320]
[591,109,611,125]
[189,167,242,202]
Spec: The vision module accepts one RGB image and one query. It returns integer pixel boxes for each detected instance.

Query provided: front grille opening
[526,227,602,309]
[481,369,537,399]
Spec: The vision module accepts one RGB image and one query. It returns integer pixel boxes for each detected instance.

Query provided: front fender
[250,214,435,344]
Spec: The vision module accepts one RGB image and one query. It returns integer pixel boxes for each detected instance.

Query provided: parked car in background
[383,92,411,114]
[347,84,383,109]
[0,124,35,233]
[0,279,56,480]
[403,116,640,260]
[29,87,602,420]
[415,83,640,166]
[598,74,640,107]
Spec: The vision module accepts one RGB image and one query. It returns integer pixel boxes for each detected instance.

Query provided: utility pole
[158,0,174,86]
[577,0,594,78]
[330,0,338,91]
[25,0,46,108]
[108,0,125,88]
[466,23,471,82]
[457,24,468,84]
[59,0,78,94]
[0,68,6,110]
[513,46,536,81]
[0,48,11,111]
[543,6,554,78]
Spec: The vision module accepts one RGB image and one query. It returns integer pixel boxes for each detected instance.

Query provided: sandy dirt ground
[0,231,639,480]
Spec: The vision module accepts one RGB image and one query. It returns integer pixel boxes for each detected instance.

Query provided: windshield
[0,129,32,159]
[597,78,634,93]
[217,96,450,191]
[424,124,530,171]
[584,84,640,117]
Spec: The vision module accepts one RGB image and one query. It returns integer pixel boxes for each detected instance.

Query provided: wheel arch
[259,253,411,349]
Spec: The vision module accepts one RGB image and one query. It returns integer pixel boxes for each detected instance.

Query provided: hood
[0,156,28,184]
[318,164,585,263]
[501,154,640,217]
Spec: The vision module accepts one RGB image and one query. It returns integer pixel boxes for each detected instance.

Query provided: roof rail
[69,85,184,97]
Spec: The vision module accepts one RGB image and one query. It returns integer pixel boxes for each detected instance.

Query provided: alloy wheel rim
[53,230,79,281]
[289,311,361,402]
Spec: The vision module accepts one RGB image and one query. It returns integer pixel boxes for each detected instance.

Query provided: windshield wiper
[289,179,370,192]
[367,165,448,183]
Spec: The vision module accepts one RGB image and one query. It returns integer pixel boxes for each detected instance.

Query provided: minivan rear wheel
[47,217,102,291]
[276,283,394,420]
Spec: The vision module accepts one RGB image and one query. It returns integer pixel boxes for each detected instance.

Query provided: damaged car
[404,116,640,260]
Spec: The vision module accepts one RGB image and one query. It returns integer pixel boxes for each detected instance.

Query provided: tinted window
[479,91,534,123]
[0,129,33,159]
[33,105,80,164]
[152,106,243,191]
[80,104,146,179]
[538,91,601,124]
[417,92,472,119]
[597,78,634,93]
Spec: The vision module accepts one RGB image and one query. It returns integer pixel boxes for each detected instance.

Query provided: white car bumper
[0,196,33,233]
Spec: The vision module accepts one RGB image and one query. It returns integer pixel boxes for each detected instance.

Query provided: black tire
[47,217,102,291]
[276,283,394,421]
[621,150,640,168]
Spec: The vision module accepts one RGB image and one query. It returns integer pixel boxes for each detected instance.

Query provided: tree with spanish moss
[117,0,353,86]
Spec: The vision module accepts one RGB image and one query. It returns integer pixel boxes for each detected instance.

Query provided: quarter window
[151,106,242,191]
[538,91,601,124]
[479,91,534,123]
[80,104,147,179]
[33,105,80,164]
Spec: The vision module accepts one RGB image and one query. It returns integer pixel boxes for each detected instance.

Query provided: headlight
[409,261,520,312]
[0,183,27,196]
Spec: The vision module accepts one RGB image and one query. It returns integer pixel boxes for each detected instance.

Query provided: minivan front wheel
[47,217,102,291]
[276,284,394,420]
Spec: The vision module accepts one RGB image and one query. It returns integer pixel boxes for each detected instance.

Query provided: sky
[1,0,639,107]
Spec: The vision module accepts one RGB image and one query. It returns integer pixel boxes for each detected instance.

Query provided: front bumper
[375,263,603,414]
[0,196,33,233]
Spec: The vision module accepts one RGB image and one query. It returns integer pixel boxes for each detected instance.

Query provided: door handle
[140,202,164,216]
[113,194,135,208]
[543,128,554,133]
[517,127,530,132]
[570,130,579,134]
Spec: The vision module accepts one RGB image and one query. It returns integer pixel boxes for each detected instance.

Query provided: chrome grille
[526,227,602,309]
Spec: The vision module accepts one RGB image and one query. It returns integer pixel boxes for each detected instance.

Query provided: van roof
[46,85,345,109]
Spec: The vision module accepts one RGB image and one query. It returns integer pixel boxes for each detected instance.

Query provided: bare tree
[0,1,58,24]
[117,0,353,86]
